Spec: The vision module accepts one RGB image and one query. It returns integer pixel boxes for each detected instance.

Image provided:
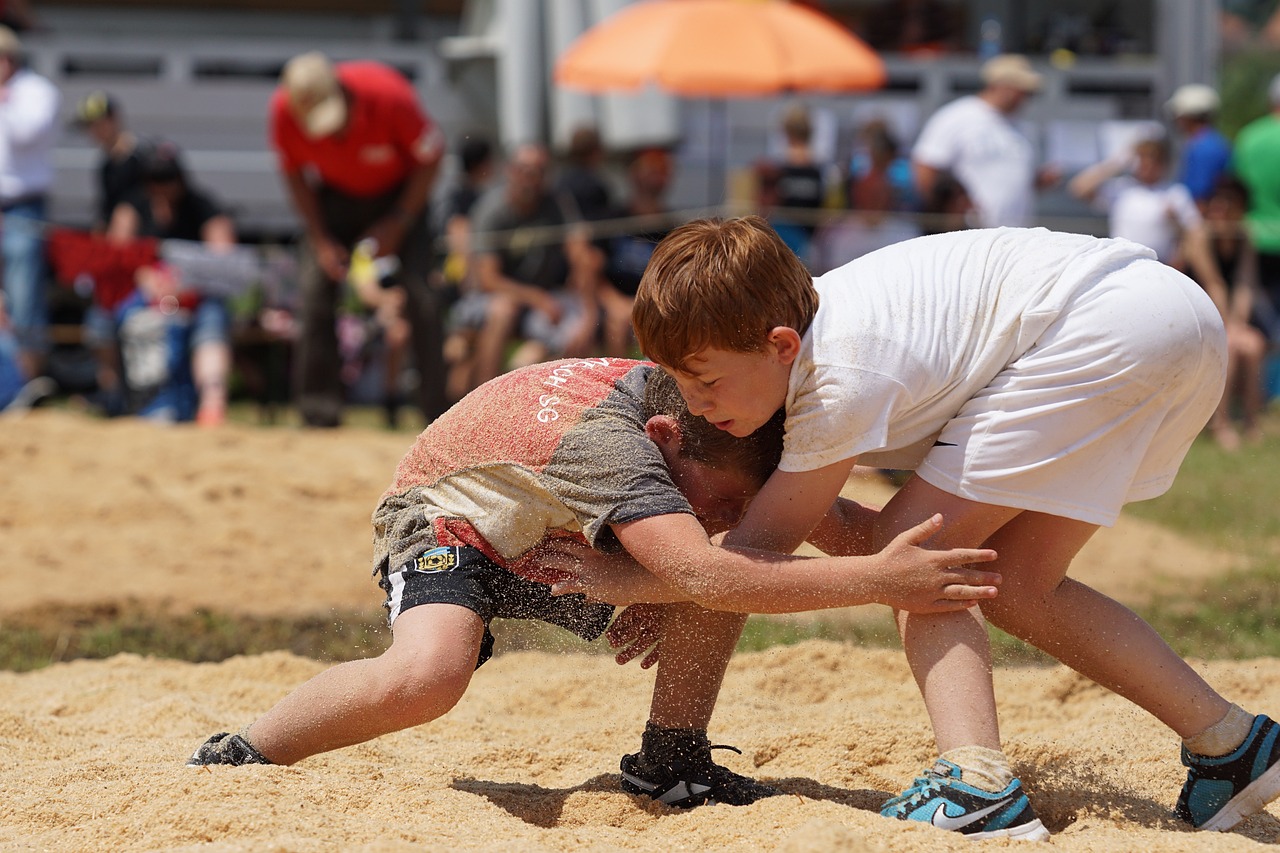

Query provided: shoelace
[690,744,742,777]
[882,770,946,813]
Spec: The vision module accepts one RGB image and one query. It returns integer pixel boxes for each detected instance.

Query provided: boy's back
[374,358,691,584]
[791,227,1153,471]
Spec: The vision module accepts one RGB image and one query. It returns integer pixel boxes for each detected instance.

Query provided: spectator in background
[1068,136,1228,314]
[464,143,594,387]
[0,290,54,412]
[1166,84,1232,209]
[71,91,154,416]
[849,118,917,214]
[1234,73,1280,352]
[107,142,237,425]
[582,147,674,357]
[859,0,961,56]
[1201,177,1268,451]
[0,25,59,386]
[813,120,921,272]
[764,102,829,264]
[919,170,974,236]
[0,0,34,32]
[912,54,1057,228]
[72,91,153,234]
[270,51,447,428]
[438,135,496,403]
[555,124,612,222]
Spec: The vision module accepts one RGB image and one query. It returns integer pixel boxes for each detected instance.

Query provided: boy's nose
[681,389,712,415]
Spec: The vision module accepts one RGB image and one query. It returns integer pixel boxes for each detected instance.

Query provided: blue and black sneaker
[1176,713,1280,831]
[881,758,1050,841]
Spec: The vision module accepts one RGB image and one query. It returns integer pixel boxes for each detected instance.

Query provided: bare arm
[282,170,346,281]
[362,158,441,257]
[1231,240,1259,325]
[1067,157,1126,204]
[912,161,942,204]
[1181,225,1229,318]
[610,510,998,614]
[473,252,563,319]
[806,496,881,556]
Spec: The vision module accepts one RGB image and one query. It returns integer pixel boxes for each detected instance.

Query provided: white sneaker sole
[968,818,1050,842]
[1199,759,1280,832]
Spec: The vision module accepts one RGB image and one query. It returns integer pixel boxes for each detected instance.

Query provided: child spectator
[1202,177,1269,450]
[1069,136,1229,313]
[581,147,674,357]
[107,142,237,425]
[604,216,1279,839]
[187,358,997,810]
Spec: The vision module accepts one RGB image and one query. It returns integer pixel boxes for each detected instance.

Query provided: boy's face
[667,333,797,439]
[1133,151,1167,186]
[666,454,762,536]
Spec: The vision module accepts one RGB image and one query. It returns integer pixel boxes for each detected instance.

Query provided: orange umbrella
[554,0,885,97]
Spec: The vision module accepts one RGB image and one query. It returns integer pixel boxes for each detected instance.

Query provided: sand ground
[1,411,1275,851]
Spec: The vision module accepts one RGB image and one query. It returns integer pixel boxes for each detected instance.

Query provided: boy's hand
[541,539,689,606]
[606,604,664,668]
[879,514,1002,613]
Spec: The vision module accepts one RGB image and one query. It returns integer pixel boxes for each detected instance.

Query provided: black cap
[139,140,186,184]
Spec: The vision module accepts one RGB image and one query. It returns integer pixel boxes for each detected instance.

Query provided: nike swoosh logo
[933,441,957,447]
[930,799,1010,830]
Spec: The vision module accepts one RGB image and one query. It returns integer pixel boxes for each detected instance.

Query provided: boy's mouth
[711,419,734,432]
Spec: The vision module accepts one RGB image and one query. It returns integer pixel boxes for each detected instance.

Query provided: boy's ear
[767,326,803,365]
[644,415,682,454]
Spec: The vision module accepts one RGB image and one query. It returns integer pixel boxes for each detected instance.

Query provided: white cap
[981,54,1043,93]
[281,51,348,139]
[1166,84,1220,118]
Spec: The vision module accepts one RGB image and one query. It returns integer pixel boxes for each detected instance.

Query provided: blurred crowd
[2,28,1279,449]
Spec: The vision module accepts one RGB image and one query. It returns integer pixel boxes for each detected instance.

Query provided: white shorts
[916,258,1226,527]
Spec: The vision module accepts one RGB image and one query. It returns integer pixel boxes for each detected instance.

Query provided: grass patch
[0,602,389,673]
[7,412,1280,672]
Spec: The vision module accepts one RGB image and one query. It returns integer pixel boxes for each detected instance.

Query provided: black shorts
[377,546,616,669]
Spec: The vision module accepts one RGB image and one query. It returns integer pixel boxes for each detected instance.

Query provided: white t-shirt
[912,96,1036,228]
[1096,177,1201,263]
[0,68,60,200]
[780,227,1156,473]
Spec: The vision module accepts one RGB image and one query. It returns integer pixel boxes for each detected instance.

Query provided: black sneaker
[620,743,781,808]
[187,732,272,767]
[1176,713,1280,831]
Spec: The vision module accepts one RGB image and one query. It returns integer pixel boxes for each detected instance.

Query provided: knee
[370,653,474,730]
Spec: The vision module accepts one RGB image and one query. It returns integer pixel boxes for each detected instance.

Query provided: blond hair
[633,216,818,372]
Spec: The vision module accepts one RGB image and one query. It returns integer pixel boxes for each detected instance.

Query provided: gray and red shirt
[372,358,692,583]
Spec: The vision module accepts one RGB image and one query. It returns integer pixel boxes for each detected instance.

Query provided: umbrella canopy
[554,0,886,97]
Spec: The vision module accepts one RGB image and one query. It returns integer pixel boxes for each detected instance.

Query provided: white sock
[941,745,1014,793]
[1184,704,1254,758]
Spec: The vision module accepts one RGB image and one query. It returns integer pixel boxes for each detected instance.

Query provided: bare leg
[877,478,1020,752]
[880,476,1229,750]
[193,339,231,426]
[244,604,484,765]
[648,603,747,730]
[473,294,520,385]
[978,515,1230,738]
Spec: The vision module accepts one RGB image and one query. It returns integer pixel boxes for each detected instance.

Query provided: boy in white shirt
[563,217,1280,840]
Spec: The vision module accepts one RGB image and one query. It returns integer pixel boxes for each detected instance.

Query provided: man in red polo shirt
[270,51,448,427]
